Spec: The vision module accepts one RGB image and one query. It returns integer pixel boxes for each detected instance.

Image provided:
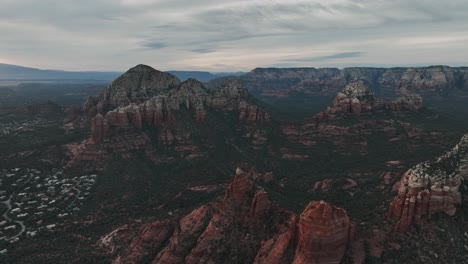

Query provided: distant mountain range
[0,63,244,82]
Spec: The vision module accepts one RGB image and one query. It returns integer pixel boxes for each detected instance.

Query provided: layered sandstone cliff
[311,80,422,122]
[387,134,468,232]
[70,65,270,165]
[281,81,428,158]
[240,66,468,97]
[104,169,351,264]
[86,70,269,144]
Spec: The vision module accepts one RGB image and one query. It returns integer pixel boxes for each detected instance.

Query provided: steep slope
[102,169,351,264]
[239,66,468,98]
[387,134,468,232]
[68,65,270,167]
[281,81,432,159]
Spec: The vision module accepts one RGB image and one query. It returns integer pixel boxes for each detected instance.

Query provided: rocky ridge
[69,65,270,165]
[312,80,422,121]
[281,81,428,158]
[85,71,269,143]
[104,169,351,264]
[388,134,468,232]
[241,66,468,97]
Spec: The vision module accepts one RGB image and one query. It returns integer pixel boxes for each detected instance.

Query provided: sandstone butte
[387,134,468,232]
[241,66,468,97]
[84,65,269,143]
[67,65,270,166]
[311,80,423,123]
[280,80,427,159]
[105,169,351,264]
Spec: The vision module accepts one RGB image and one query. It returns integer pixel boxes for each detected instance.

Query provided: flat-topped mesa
[242,66,468,98]
[293,201,350,264]
[388,134,468,232]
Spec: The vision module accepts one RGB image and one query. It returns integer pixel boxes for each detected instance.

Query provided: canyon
[240,66,468,98]
[3,64,468,264]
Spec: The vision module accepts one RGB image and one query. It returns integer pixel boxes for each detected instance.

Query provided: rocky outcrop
[387,134,468,232]
[293,201,350,264]
[70,65,271,166]
[331,80,378,117]
[281,81,430,158]
[90,113,109,142]
[311,80,422,122]
[239,66,468,97]
[100,64,181,109]
[106,169,351,264]
[85,68,269,144]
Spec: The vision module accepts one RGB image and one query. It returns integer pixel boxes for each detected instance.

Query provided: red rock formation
[90,113,109,143]
[105,170,351,264]
[387,134,468,232]
[254,214,297,264]
[310,80,422,124]
[113,220,175,264]
[84,68,269,143]
[69,66,272,168]
[241,66,468,98]
[281,80,432,158]
[292,201,350,264]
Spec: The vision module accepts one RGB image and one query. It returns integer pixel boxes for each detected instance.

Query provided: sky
[0,0,468,72]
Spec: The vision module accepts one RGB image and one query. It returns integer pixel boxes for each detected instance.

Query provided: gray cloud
[0,0,467,71]
[283,52,366,62]
[141,42,167,49]
[191,48,217,53]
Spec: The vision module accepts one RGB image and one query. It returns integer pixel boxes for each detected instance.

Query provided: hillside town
[0,168,96,254]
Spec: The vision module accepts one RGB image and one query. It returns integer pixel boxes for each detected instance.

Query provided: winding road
[1,194,26,240]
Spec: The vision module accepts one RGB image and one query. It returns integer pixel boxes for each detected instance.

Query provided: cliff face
[105,169,351,264]
[240,66,468,97]
[319,80,423,118]
[71,66,270,166]
[85,74,269,144]
[292,201,350,264]
[387,134,468,232]
[281,81,428,158]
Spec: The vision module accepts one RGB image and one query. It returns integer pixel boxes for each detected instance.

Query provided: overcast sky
[1,0,467,72]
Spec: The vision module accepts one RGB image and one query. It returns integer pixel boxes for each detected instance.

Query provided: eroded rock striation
[240,66,468,97]
[85,69,269,143]
[105,169,351,264]
[71,65,270,165]
[281,81,428,158]
[311,80,422,122]
[387,134,468,232]
[292,201,350,264]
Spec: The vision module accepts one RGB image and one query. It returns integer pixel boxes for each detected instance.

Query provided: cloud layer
[1,0,467,71]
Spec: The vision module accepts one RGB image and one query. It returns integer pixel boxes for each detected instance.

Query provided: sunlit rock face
[388,134,468,232]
